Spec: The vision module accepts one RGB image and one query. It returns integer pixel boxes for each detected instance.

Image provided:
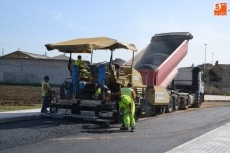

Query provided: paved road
[1,106,230,153]
[205,95,230,101]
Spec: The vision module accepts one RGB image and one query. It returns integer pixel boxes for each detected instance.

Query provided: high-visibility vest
[121,87,133,98]
[120,95,132,108]
[42,81,51,97]
[75,59,84,68]
[95,87,101,99]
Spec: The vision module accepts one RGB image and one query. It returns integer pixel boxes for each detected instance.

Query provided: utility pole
[212,52,214,65]
[2,48,4,56]
[204,44,207,70]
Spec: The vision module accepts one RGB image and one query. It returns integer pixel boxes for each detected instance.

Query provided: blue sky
[0,0,229,67]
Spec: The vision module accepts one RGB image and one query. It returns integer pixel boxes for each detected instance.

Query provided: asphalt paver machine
[44,37,146,124]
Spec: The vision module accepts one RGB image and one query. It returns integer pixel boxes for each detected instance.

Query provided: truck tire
[173,97,179,111]
[193,94,201,108]
[180,98,188,110]
[166,97,173,113]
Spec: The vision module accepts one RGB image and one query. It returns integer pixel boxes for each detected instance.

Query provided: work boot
[131,128,135,132]
[120,127,129,130]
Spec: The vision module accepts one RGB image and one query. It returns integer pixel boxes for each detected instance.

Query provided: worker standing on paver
[41,76,51,113]
[118,95,135,132]
[75,55,90,77]
[116,83,136,130]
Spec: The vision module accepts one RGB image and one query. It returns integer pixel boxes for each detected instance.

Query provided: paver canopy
[45,37,137,53]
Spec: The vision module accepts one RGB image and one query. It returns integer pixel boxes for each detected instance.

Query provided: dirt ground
[0,85,61,106]
[1,85,230,108]
[0,85,42,106]
[200,101,230,108]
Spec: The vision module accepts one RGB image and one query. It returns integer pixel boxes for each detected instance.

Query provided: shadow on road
[0,117,125,134]
[80,124,131,134]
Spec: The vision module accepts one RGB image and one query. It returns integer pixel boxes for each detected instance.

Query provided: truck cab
[174,67,205,109]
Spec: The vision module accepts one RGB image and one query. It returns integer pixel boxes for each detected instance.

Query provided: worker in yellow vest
[75,55,90,77]
[118,95,135,132]
[115,83,136,130]
[41,76,51,113]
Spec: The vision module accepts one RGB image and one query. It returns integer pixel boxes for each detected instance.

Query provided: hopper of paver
[124,32,193,87]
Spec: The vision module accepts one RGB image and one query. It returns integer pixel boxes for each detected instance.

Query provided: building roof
[19,51,49,59]
[179,66,193,69]
[93,58,126,66]
[207,69,217,76]
[51,54,73,60]
[1,51,49,59]
[51,54,90,65]
[197,63,213,70]
[218,64,230,71]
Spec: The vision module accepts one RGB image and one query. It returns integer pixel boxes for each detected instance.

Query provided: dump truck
[43,32,205,124]
[124,32,205,115]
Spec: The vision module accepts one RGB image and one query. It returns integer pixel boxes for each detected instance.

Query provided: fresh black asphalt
[1,106,230,153]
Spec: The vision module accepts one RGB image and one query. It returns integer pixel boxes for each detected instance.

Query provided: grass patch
[0,82,60,87]
[205,85,230,96]
[0,104,41,112]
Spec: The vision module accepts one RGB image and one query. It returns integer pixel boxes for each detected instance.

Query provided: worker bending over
[118,95,135,132]
[75,55,90,77]
[115,83,136,129]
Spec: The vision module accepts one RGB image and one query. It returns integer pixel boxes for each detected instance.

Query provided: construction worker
[118,95,135,132]
[95,86,101,99]
[41,76,51,113]
[95,85,111,103]
[75,55,90,77]
[115,83,136,128]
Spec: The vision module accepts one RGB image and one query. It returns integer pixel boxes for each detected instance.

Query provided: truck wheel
[166,98,173,113]
[193,95,201,108]
[173,97,179,111]
[180,98,188,110]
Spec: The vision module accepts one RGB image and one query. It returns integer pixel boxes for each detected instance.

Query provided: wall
[212,65,223,78]
[209,65,223,88]
[222,71,230,89]
[0,58,71,85]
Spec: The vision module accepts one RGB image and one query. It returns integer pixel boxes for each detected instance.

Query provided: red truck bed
[124,32,193,87]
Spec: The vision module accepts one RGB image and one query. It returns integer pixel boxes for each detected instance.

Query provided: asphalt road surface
[1,106,230,153]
